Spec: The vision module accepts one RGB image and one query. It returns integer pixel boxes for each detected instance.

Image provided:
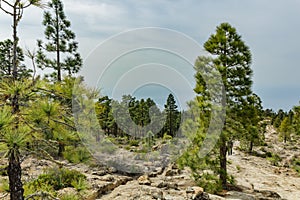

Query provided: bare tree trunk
[58,142,65,158]
[219,135,227,189]
[249,141,253,153]
[12,1,20,80]
[55,6,61,82]
[8,148,24,200]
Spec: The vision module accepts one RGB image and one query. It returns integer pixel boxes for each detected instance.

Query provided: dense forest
[0,0,300,200]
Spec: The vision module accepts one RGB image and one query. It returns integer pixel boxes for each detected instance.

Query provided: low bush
[266,153,282,166]
[25,167,87,194]
[60,193,80,200]
[63,146,91,164]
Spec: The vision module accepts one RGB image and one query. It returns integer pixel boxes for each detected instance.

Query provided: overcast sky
[0,0,299,111]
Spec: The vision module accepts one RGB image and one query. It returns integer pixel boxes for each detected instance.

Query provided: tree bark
[249,141,253,153]
[55,5,61,82]
[8,148,24,200]
[12,1,20,80]
[58,142,65,158]
[219,135,227,189]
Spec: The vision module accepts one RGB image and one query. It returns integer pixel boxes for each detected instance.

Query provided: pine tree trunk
[219,136,227,189]
[58,142,65,158]
[12,1,20,80]
[8,149,24,200]
[249,141,253,153]
[55,6,61,82]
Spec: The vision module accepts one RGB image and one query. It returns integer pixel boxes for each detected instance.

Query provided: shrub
[60,193,80,200]
[292,158,300,175]
[63,146,91,164]
[26,167,86,191]
[0,178,9,193]
[0,165,7,176]
[129,139,139,147]
[267,153,282,166]
[71,177,88,191]
[195,173,223,194]
[163,133,172,141]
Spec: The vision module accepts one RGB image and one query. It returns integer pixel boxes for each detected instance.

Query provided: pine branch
[2,0,13,7]
[52,118,76,129]
[0,1,13,15]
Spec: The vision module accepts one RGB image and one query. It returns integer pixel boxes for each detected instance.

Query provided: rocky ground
[228,125,300,200]
[1,125,300,200]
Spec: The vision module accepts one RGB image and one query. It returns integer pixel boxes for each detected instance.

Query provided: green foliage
[279,117,292,143]
[163,94,181,137]
[63,146,91,164]
[0,178,9,193]
[194,172,223,194]
[36,0,82,81]
[180,22,256,189]
[293,104,300,135]
[26,167,86,192]
[0,165,7,176]
[163,133,173,141]
[291,158,300,175]
[129,139,140,147]
[0,39,32,79]
[71,177,89,192]
[60,193,80,200]
[266,153,282,166]
[272,109,287,128]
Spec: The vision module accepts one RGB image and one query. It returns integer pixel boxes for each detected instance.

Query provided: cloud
[0,0,299,110]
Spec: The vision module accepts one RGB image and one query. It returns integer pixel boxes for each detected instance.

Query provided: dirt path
[228,147,300,200]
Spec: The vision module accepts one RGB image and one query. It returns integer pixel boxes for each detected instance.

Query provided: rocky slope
[228,125,300,200]
[1,125,299,199]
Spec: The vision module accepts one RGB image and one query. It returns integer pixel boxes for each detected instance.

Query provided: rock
[209,194,225,200]
[91,170,107,176]
[152,180,167,188]
[149,167,164,177]
[186,186,206,200]
[226,191,255,200]
[164,164,180,176]
[255,189,282,199]
[192,186,204,199]
[138,174,151,185]
[98,174,115,182]
[57,187,77,197]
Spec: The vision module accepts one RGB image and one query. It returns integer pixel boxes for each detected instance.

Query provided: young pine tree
[0,39,32,79]
[36,0,82,82]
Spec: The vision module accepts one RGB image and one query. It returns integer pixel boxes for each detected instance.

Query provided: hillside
[1,125,299,200]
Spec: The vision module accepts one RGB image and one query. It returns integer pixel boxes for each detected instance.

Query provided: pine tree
[36,0,82,82]
[179,23,254,190]
[0,39,32,79]
[273,109,286,128]
[239,93,264,152]
[293,103,300,135]
[164,94,181,137]
[203,22,253,188]
[0,0,44,80]
[279,116,292,143]
[0,1,45,199]
[96,96,113,136]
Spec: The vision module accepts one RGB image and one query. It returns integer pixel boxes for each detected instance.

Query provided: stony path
[228,145,300,200]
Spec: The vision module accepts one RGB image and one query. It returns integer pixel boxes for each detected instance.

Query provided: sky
[0,0,300,111]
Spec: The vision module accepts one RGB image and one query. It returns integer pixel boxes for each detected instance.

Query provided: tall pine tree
[164,94,181,137]
[36,0,82,82]
[203,22,253,188]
